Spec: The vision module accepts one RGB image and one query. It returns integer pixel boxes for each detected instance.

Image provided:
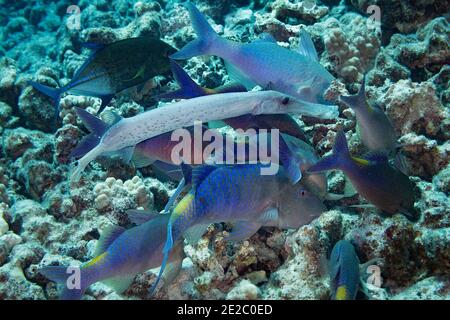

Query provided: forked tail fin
[39,266,86,300]
[70,107,109,159]
[170,2,227,60]
[28,81,63,118]
[159,60,206,100]
[307,130,351,173]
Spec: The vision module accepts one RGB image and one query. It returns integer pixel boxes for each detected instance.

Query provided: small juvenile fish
[28,37,176,116]
[171,3,335,106]
[329,240,360,300]
[152,163,326,294]
[70,90,338,181]
[39,213,184,300]
[307,130,419,220]
[162,60,308,142]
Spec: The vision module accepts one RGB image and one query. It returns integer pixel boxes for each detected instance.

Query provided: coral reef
[0,0,448,301]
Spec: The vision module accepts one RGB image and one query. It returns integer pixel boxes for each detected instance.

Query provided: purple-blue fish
[171,3,335,106]
[151,163,326,294]
[307,130,419,220]
[39,213,184,300]
[329,240,360,300]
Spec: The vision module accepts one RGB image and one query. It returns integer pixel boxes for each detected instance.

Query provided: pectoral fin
[226,221,262,242]
[126,210,160,225]
[117,145,136,164]
[183,223,209,244]
[279,133,302,184]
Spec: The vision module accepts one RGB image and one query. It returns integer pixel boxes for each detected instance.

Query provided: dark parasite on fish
[28,37,177,117]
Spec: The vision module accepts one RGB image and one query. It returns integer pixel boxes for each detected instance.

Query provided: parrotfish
[328,240,361,300]
[39,213,184,300]
[70,90,339,181]
[171,3,335,106]
[28,37,177,116]
[307,131,419,220]
[152,163,326,294]
[162,60,308,142]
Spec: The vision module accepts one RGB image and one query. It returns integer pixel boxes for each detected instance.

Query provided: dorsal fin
[180,163,193,185]
[81,42,106,52]
[213,82,247,94]
[73,43,106,81]
[363,151,389,164]
[70,107,110,159]
[298,29,318,61]
[192,165,217,185]
[255,33,277,44]
[75,107,108,135]
[102,110,123,126]
[94,225,126,256]
[126,210,160,225]
[340,76,367,111]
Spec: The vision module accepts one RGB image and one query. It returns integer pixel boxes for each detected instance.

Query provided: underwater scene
[0,0,448,301]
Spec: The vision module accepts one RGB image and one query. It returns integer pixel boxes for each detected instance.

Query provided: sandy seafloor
[0,0,448,300]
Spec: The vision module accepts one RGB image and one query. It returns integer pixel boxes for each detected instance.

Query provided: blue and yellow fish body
[40,214,184,300]
[169,164,284,242]
[307,131,418,220]
[150,163,325,294]
[329,240,361,300]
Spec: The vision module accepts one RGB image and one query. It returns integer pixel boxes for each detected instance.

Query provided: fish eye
[281,97,290,105]
[299,189,306,197]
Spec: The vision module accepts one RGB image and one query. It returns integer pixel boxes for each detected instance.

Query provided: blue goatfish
[171,3,335,106]
[29,37,176,116]
[329,240,361,300]
[307,131,419,221]
[162,60,308,142]
[39,213,184,300]
[70,90,338,181]
[151,163,326,294]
